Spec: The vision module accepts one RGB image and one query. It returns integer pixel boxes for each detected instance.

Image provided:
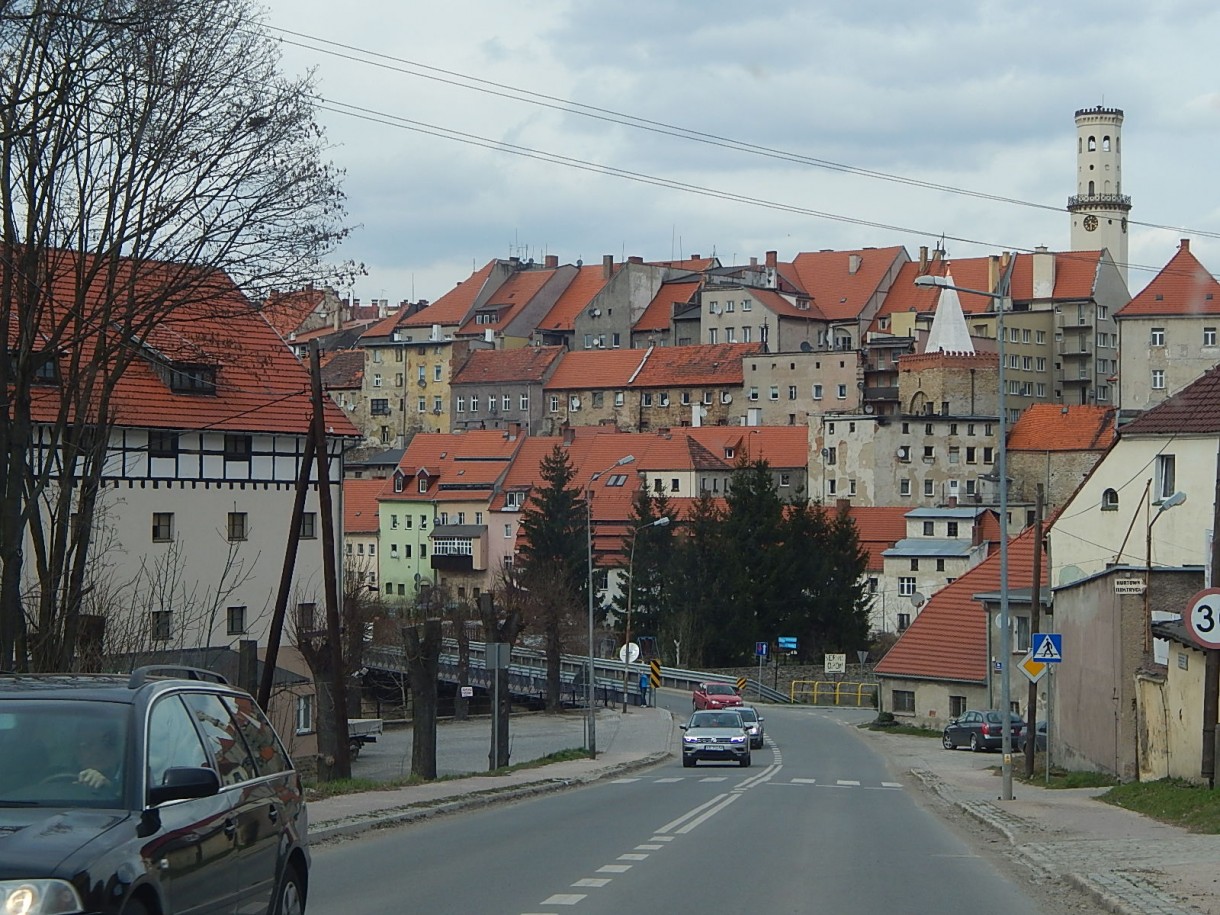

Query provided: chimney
[545,254,558,268]
[602,254,614,279]
[627,255,643,265]
[562,425,575,445]
[690,254,700,260]
[987,255,999,296]
[750,256,758,269]
[836,498,850,512]
[1181,238,1191,253]
[848,254,862,275]
[1032,246,1055,299]
[948,495,958,508]
[765,250,777,269]
[919,246,928,271]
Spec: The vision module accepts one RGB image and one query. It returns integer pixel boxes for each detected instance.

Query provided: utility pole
[1024,484,1044,778]
[1203,446,1220,787]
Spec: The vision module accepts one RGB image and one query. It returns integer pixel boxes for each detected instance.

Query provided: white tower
[1068,105,1131,287]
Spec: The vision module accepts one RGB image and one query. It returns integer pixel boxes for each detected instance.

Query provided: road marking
[699,776,728,782]
[613,777,642,783]
[675,793,741,833]
[658,794,730,834]
[541,894,585,905]
[618,853,648,861]
[655,777,682,783]
[882,782,902,788]
[836,780,861,787]
[792,777,817,784]
[597,865,631,873]
[650,835,673,842]
[636,844,663,850]
[572,878,610,887]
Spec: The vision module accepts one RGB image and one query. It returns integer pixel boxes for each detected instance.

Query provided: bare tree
[402,618,442,781]
[0,0,350,670]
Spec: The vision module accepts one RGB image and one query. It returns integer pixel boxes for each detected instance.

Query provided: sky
[259,0,1220,304]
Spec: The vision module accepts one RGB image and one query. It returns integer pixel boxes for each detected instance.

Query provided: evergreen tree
[667,492,725,668]
[517,445,585,709]
[613,489,676,659]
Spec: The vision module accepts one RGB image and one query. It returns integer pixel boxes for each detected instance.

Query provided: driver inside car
[73,721,124,792]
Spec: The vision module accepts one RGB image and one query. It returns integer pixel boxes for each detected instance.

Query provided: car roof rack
[127,665,230,688]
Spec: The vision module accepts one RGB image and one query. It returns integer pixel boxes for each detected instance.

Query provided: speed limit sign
[1186,588,1220,649]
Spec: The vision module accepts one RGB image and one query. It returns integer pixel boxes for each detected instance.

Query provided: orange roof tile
[537,263,616,332]
[386,430,525,504]
[321,349,364,390]
[456,269,557,335]
[631,343,762,388]
[748,287,826,320]
[847,506,909,572]
[635,281,699,332]
[452,346,564,385]
[544,349,650,390]
[1116,239,1220,317]
[874,525,1047,683]
[1007,404,1116,452]
[262,287,326,338]
[784,247,908,321]
[344,478,388,533]
[362,262,498,339]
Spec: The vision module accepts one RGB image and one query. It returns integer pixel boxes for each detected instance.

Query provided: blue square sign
[1032,633,1062,663]
[755,641,768,657]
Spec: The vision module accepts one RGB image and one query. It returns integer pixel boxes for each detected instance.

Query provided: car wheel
[682,756,695,768]
[970,734,983,752]
[273,863,306,915]
[942,731,954,750]
[739,753,751,768]
[121,898,150,915]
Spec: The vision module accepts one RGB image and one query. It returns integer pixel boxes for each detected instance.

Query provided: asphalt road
[314,698,1073,914]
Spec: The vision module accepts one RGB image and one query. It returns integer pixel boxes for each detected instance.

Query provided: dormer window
[724,447,735,459]
[418,475,429,493]
[167,363,216,394]
[393,474,404,493]
[31,352,58,385]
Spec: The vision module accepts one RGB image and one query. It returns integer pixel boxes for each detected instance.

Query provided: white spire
[925,272,974,354]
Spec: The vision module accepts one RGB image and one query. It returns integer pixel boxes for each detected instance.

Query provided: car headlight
[729,736,746,744]
[682,735,699,744]
[2,880,83,915]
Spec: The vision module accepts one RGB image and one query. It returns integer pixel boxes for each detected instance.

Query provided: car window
[0,701,129,807]
[707,684,733,695]
[148,695,211,789]
[737,709,757,722]
[180,692,258,786]
[222,694,290,777]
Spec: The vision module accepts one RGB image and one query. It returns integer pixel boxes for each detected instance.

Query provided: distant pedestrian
[639,670,650,707]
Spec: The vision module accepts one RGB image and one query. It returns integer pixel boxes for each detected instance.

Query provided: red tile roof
[1116,239,1220,317]
[543,348,649,389]
[784,247,908,321]
[456,269,558,335]
[537,263,616,332]
[750,287,826,320]
[364,261,498,338]
[344,478,388,533]
[632,343,762,388]
[15,252,357,437]
[874,525,1047,683]
[1007,404,1116,451]
[635,281,699,332]
[262,287,326,338]
[387,430,525,504]
[321,349,364,390]
[847,506,910,572]
[451,346,565,385]
[1120,362,1220,436]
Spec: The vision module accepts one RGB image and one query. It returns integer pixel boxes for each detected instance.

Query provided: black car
[1017,720,1048,753]
[941,709,1025,752]
[0,667,308,915]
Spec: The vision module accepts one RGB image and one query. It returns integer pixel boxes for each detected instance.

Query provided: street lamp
[622,515,671,712]
[1145,489,1186,652]
[915,272,1016,800]
[586,454,634,757]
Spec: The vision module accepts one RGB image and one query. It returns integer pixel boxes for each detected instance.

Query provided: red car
[693,682,743,710]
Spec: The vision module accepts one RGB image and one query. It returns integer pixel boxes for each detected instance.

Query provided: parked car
[1018,720,1048,753]
[941,709,1025,752]
[692,681,743,710]
[0,666,309,915]
[735,706,765,749]
[680,710,751,767]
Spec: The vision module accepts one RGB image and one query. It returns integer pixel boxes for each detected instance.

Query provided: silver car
[735,706,765,749]
[680,709,751,767]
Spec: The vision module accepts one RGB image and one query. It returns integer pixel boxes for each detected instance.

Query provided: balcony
[863,386,899,402]
[1067,193,1132,209]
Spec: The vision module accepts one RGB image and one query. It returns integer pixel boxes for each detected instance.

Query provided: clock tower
[1068,105,1131,287]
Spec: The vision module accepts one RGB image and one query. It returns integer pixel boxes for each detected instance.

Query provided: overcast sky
[260,0,1220,303]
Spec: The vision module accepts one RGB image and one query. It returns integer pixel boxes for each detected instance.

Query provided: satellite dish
[910,592,926,608]
[799,341,813,353]
[863,404,875,414]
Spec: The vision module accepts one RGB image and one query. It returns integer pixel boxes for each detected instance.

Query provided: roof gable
[1121,361,1220,435]
[1116,239,1220,318]
[1007,404,1116,451]
[785,246,908,321]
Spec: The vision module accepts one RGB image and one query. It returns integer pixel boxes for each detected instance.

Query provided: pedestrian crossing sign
[1032,633,1062,663]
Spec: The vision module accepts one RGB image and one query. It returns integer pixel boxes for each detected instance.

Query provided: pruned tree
[0,0,351,671]
[479,587,525,770]
[402,617,442,781]
[516,444,584,711]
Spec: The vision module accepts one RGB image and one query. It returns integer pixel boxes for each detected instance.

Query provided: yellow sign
[735,677,748,691]
[649,659,662,688]
[1017,652,1047,683]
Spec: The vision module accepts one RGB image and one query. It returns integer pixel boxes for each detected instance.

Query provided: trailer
[347,718,383,759]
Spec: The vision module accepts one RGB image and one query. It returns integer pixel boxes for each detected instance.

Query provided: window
[226,605,246,635]
[456,397,466,413]
[1152,369,1165,390]
[1036,357,1047,372]
[372,374,382,388]
[947,521,959,537]
[923,479,934,497]
[813,384,823,400]
[1151,327,1165,347]
[748,387,758,401]
[1036,330,1046,344]
[148,430,179,459]
[300,512,317,539]
[897,615,911,633]
[1206,328,1217,347]
[223,434,252,462]
[788,385,797,401]
[948,446,960,464]
[837,384,847,399]
[1102,488,1119,510]
[936,558,945,572]
[769,386,779,401]
[780,473,791,487]
[417,397,426,413]
[1022,329,1031,343]
[708,328,718,344]
[848,479,856,495]
[641,393,653,407]
[892,690,915,713]
[826,447,837,465]
[949,695,967,718]
[152,512,174,542]
[923,521,934,536]
[371,398,390,415]
[615,391,625,407]
[1156,454,1176,500]
[827,479,837,495]
[520,393,529,410]
[966,446,977,464]
[433,364,443,382]
[150,610,172,641]
[505,523,513,538]
[909,558,920,572]
[1014,615,1030,652]
[549,395,559,412]
[227,512,248,541]
[181,692,256,786]
[296,694,314,734]
[899,479,911,496]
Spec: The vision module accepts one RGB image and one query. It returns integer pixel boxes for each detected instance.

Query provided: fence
[789,680,878,708]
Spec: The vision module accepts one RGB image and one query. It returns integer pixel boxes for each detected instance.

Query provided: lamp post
[586,455,634,757]
[915,273,1015,800]
[622,515,671,712]
[1144,489,1186,652]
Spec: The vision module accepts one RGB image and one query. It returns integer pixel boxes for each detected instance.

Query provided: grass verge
[1101,778,1220,834]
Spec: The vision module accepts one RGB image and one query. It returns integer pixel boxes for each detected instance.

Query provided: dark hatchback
[0,667,308,915]
[941,709,1025,752]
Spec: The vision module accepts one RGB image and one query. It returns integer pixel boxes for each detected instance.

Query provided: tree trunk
[480,594,524,770]
[404,619,442,780]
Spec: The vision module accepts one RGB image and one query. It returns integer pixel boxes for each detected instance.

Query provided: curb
[311,750,672,843]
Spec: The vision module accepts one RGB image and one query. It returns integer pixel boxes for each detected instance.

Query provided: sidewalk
[307,709,1220,915]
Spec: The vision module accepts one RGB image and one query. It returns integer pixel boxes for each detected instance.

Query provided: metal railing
[789,680,878,708]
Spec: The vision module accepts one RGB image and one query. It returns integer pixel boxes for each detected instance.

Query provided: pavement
[308,703,1220,915]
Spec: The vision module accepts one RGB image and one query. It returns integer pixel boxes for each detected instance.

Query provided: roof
[456,268,558,335]
[631,343,762,388]
[537,263,616,332]
[1120,362,1220,436]
[1116,239,1220,317]
[387,430,526,504]
[544,348,649,389]
[365,261,497,337]
[635,281,699,332]
[452,346,564,385]
[873,525,1047,683]
[321,349,364,390]
[11,251,357,437]
[882,539,978,559]
[847,506,909,572]
[904,507,987,519]
[1007,404,1116,451]
[784,247,908,321]
[344,478,387,534]
[262,287,327,338]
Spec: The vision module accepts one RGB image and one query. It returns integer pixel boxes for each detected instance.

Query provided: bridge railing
[789,679,878,708]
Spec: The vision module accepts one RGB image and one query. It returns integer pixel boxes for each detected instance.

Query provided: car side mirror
[149,766,221,807]
[679,724,687,730]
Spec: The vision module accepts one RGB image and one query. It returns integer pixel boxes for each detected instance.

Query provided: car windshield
[691,713,739,728]
[0,700,130,808]
[706,684,734,695]
[736,709,758,723]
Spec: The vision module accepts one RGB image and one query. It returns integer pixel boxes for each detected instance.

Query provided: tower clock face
[1083,215,1099,232]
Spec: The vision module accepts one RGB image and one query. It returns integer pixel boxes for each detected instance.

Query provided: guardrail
[789,680,878,708]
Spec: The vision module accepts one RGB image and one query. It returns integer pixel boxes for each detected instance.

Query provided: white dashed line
[792,778,817,784]
[699,776,729,782]
[836,780,861,787]
[882,782,902,788]
[618,853,649,861]
[572,878,611,888]
[541,894,585,905]
[597,865,632,873]
[636,844,663,850]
